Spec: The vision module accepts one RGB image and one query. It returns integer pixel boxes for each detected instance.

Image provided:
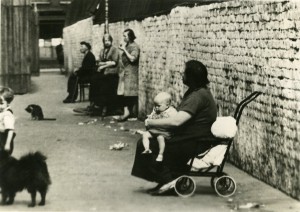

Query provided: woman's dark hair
[102,34,113,43]
[124,28,136,41]
[184,60,209,88]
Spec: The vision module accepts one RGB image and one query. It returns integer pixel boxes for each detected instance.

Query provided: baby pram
[173,91,262,197]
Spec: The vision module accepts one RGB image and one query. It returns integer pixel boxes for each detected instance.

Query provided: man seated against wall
[63,41,96,103]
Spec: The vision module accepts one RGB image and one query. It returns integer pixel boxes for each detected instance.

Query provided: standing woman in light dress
[117,28,140,122]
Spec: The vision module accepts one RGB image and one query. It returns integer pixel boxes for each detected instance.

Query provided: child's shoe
[156,154,163,162]
[142,149,152,154]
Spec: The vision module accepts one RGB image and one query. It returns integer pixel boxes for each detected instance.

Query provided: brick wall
[63,18,93,73]
[63,0,300,199]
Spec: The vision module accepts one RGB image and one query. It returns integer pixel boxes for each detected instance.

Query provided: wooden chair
[79,82,90,102]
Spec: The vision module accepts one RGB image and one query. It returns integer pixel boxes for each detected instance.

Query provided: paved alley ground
[1,71,300,212]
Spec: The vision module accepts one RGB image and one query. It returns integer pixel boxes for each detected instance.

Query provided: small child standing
[0,87,15,155]
[143,92,177,161]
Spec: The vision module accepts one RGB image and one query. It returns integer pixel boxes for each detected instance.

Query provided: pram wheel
[211,172,227,189]
[174,175,196,197]
[214,175,236,197]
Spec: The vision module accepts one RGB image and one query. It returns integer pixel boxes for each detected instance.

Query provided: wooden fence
[1,0,39,93]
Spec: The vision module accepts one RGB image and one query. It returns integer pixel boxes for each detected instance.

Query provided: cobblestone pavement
[1,71,299,212]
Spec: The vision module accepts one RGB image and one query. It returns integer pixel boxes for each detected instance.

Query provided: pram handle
[234,91,262,126]
[189,91,262,172]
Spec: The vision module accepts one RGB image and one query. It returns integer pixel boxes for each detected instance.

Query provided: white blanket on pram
[189,145,228,171]
[211,116,237,138]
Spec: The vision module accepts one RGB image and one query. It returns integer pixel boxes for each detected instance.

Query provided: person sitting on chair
[73,34,120,118]
[131,60,217,195]
[63,41,96,103]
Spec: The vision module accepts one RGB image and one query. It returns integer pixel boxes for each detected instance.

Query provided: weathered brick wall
[63,18,93,73]
[185,1,300,200]
[63,0,300,199]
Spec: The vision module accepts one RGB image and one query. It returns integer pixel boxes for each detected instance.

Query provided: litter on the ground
[238,202,262,209]
[109,142,129,150]
[128,118,137,121]
[120,127,129,131]
[110,120,115,124]
[78,119,97,125]
[87,119,97,124]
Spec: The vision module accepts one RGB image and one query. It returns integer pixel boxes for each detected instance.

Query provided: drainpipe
[104,0,109,33]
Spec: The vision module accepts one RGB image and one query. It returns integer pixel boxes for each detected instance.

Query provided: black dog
[0,151,51,207]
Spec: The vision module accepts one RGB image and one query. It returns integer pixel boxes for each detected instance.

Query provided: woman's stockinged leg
[123,106,130,118]
[115,106,129,122]
[123,96,137,118]
[115,96,130,121]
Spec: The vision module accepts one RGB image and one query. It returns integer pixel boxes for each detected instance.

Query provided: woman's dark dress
[90,46,119,107]
[131,88,217,184]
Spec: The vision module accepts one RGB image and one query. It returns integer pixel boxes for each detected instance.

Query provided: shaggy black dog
[0,151,51,207]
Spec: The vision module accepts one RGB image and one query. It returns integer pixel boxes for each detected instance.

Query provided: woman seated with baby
[131,60,218,195]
